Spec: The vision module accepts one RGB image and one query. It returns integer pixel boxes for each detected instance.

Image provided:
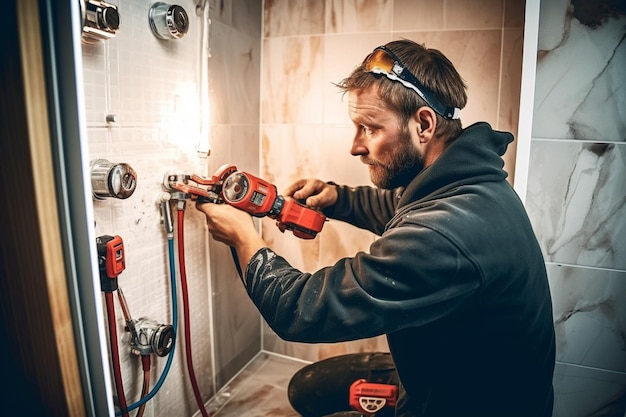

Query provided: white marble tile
[526,141,626,270]
[552,362,626,417]
[548,264,626,372]
[533,0,626,141]
[528,4,626,415]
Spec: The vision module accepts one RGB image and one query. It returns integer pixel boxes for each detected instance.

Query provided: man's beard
[364,131,424,189]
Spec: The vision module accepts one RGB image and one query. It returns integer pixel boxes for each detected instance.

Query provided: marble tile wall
[260,0,525,362]
[525,1,626,416]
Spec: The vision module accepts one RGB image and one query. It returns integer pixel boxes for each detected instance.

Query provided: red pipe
[177,208,211,417]
[105,291,129,417]
[135,355,151,417]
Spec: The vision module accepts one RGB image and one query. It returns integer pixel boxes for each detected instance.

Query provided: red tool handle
[275,198,326,239]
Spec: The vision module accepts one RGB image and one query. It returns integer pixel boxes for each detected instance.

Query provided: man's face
[348,86,424,189]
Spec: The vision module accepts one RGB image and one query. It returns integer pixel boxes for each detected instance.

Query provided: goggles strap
[366,46,460,120]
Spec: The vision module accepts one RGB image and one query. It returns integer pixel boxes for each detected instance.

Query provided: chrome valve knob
[80,0,121,44]
[90,159,137,200]
[149,2,189,40]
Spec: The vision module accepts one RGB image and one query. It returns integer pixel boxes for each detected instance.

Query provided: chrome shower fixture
[90,159,137,200]
[129,318,175,357]
[149,2,190,40]
[79,0,120,44]
[117,288,174,357]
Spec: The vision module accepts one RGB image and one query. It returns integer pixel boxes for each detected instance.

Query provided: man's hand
[195,202,266,273]
[282,179,338,211]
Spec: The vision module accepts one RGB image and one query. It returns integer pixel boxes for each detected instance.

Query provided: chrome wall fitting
[90,159,137,200]
[149,2,189,40]
[79,0,121,44]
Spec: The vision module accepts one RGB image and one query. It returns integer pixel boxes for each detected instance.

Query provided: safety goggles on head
[363,46,460,120]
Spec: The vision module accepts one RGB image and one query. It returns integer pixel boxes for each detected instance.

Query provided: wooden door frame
[1,0,85,415]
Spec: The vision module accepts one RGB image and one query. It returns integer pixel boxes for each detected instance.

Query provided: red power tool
[165,164,326,239]
[349,379,398,415]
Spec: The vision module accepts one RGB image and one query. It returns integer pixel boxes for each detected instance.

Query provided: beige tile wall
[261,0,525,362]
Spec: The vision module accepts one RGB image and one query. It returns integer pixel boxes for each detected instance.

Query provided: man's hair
[338,39,468,143]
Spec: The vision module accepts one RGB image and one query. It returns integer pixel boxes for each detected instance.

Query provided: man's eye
[362,126,373,136]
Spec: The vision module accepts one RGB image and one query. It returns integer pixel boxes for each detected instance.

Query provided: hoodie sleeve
[323,184,399,235]
[244,217,481,343]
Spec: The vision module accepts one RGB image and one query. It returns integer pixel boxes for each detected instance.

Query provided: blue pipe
[115,237,178,415]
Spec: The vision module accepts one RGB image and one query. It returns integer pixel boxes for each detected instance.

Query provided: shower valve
[129,318,174,357]
[116,288,174,357]
[90,159,137,200]
[149,2,190,40]
[79,0,121,44]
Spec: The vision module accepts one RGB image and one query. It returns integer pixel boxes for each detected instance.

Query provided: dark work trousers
[288,352,401,417]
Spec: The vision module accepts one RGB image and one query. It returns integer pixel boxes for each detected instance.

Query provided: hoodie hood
[397,122,513,207]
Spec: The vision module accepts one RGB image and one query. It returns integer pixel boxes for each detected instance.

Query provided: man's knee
[288,352,398,417]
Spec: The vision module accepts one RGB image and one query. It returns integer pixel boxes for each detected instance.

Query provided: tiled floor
[206,352,309,417]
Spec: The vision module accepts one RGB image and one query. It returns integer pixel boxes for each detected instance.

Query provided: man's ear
[415,106,437,142]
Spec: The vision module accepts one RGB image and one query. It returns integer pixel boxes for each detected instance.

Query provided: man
[197,39,556,417]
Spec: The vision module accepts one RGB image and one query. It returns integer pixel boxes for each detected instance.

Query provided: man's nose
[350,133,368,156]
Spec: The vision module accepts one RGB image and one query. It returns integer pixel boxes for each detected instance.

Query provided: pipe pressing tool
[164,164,326,239]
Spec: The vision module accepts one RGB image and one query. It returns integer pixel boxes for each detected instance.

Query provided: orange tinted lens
[364,49,395,73]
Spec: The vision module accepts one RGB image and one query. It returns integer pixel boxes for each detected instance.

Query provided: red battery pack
[349,379,398,414]
[103,235,125,278]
